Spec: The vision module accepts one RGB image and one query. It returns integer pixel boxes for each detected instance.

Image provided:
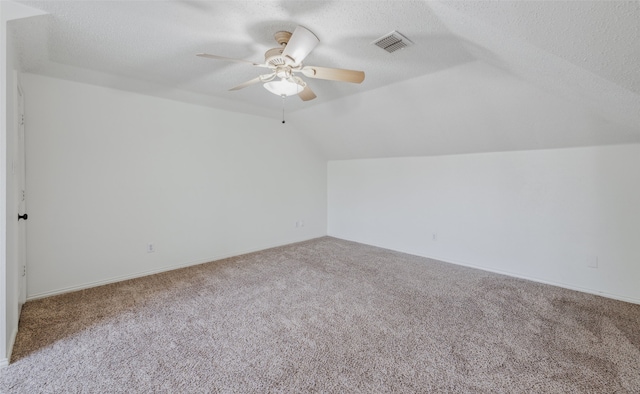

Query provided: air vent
[372,31,414,53]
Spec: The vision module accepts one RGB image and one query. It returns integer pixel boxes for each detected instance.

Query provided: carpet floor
[1,237,639,393]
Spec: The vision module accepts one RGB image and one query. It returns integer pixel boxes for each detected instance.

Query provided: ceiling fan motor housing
[266,30,299,68]
[265,47,289,67]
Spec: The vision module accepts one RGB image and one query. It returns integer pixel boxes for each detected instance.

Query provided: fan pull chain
[281,94,286,124]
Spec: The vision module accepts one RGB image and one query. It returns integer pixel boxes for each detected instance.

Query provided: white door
[17,83,27,306]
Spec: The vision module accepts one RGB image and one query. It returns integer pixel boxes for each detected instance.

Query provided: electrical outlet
[432,233,438,241]
[147,243,155,253]
[587,256,598,269]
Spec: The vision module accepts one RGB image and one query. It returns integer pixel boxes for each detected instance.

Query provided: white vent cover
[372,31,414,53]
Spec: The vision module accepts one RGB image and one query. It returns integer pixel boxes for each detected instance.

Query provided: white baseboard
[330,235,640,305]
[0,358,8,369]
[27,235,326,301]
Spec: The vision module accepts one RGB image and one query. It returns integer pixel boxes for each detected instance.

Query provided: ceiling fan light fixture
[263,78,303,97]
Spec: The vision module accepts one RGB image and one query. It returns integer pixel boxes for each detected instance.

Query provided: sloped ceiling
[9,0,640,159]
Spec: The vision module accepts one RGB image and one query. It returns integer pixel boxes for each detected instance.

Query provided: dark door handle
[18,213,28,221]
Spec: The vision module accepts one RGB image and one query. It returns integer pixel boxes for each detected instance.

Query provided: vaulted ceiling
[9,0,640,159]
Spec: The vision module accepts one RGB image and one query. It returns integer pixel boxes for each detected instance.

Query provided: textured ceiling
[12,0,476,116]
[8,0,640,158]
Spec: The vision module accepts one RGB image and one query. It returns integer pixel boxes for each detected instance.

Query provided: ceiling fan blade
[298,85,317,101]
[229,77,262,91]
[281,26,319,65]
[229,73,276,91]
[301,66,365,84]
[196,53,267,67]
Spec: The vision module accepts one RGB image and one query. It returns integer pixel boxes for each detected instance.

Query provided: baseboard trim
[28,234,639,305]
[330,235,640,305]
[27,235,326,301]
[0,358,8,369]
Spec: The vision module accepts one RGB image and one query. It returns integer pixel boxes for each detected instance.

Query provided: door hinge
[22,265,26,277]
[21,114,25,125]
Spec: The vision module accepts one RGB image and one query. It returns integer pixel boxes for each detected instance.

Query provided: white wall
[328,145,640,303]
[22,73,327,299]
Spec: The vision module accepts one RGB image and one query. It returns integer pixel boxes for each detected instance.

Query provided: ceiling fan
[197,25,365,101]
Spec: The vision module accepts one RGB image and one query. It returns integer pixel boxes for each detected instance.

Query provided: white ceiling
[9,0,640,159]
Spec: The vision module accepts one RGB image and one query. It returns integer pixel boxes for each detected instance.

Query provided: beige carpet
[2,237,639,393]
